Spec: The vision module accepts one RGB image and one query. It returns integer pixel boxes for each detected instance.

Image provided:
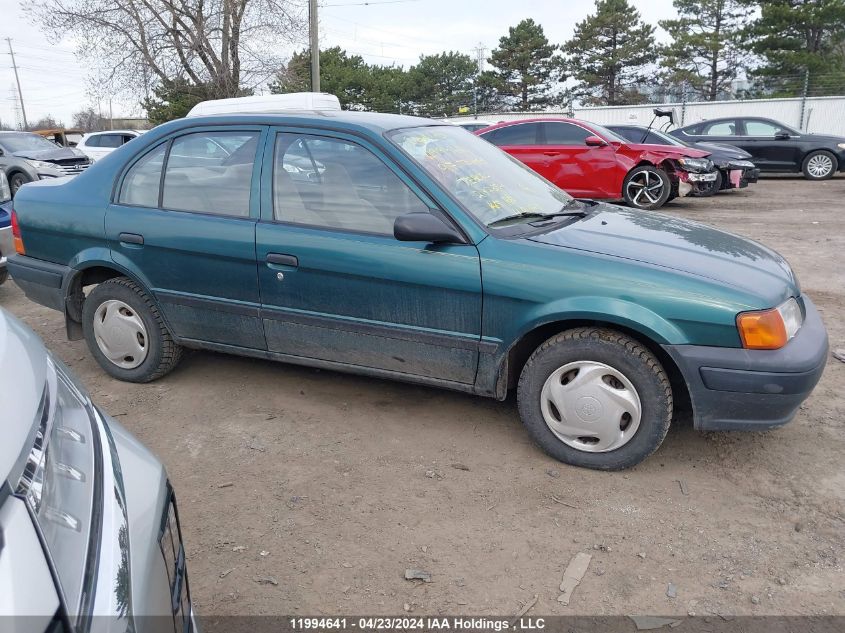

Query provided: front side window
[744,120,794,136]
[162,131,258,216]
[388,125,572,227]
[543,122,591,145]
[118,143,167,207]
[273,133,428,235]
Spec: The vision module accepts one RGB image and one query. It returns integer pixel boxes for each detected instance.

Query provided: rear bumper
[663,296,828,431]
[5,254,70,310]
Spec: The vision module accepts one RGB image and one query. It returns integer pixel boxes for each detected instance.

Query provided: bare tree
[27,0,306,100]
[72,106,108,131]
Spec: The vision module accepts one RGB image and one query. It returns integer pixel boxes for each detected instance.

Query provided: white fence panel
[450,96,845,135]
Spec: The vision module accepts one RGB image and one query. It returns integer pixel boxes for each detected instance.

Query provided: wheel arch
[63,258,171,341]
[497,309,691,415]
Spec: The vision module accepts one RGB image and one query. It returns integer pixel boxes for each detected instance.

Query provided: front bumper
[677,170,718,196]
[663,295,828,431]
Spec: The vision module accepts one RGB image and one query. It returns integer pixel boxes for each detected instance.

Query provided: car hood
[0,309,48,481]
[527,204,798,301]
[11,147,88,162]
[692,141,752,159]
[620,143,710,159]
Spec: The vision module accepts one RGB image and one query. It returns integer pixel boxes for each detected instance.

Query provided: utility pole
[472,43,486,118]
[309,0,320,92]
[6,38,28,129]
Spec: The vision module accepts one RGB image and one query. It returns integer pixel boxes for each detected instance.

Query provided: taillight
[11,209,25,255]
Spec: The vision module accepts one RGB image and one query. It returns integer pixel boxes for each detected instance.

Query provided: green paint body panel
[11,110,802,400]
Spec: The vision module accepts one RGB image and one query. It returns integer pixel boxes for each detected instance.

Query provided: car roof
[84,129,143,136]
[153,110,448,136]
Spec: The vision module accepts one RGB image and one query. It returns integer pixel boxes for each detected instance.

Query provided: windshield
[629,127,686,147]
[387,125,572,227]
[0,133,61,153]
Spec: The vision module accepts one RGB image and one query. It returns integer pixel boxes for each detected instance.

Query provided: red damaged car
[476,118,717,210]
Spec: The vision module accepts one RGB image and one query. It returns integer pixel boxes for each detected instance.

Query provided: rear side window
[84,135,101,147]
[162,131,259,216]
[542,122,591,145]
[702,120,737,136]
[97,134,123,148]
[118,143,167,207]
[483,123,539,146]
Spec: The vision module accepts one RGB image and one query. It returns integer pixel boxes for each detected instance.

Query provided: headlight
[729,160,755,169]
[15,358,98,618]
[26,159,57,171]
[736,297,803,350]
[677,157,711,172]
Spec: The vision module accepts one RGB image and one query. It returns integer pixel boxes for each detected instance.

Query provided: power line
[322,0,422,6]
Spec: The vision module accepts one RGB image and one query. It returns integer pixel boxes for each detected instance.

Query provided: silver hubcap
[626,170,664,206]
[807,154,833,178]
[92,300,148,369]
[540,361,642,453]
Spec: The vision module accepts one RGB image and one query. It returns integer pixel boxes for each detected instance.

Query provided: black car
[670,117,845,180]
[607,124,759,194]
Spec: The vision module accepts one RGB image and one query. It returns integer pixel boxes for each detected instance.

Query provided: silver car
[0,131,92,194]
[0,308,197,631]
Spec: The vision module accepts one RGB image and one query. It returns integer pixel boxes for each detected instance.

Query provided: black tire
[0,268,8,286]
[622,165,672,210]
[699,170,723,196]
[9,172,30,195]
[82,277,183,382]
[516,327,673,471]
[802,150,838,180]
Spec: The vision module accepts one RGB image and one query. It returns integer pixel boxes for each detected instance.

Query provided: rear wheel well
[66,266,133,329]
[505,319,691,415]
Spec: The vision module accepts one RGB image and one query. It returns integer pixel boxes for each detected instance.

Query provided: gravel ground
[2,175,843,619]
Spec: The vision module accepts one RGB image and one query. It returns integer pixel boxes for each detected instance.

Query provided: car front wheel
[622,165,671,210]
[517,327,673,470]
[802,150,837,180]
[9,172,31,195]
[82,277,183,382]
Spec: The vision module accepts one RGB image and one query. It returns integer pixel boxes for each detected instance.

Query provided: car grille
[53,161,90,176]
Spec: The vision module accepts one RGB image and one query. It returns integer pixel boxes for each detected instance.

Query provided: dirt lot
[2,176,843,619]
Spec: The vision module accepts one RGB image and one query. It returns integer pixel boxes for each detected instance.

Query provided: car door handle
[543,151,559,156]
[118,232,144,246]
[266,253,298,267]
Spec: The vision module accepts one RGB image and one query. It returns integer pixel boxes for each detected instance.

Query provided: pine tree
[565,0,657,105]
[488,19,565,111]
[406,52,477,116]
[660,0,752,101]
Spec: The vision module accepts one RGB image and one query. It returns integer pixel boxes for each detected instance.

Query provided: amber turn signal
[737,298,802,350]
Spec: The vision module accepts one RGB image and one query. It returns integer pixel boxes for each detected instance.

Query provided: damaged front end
[672,157,718,197]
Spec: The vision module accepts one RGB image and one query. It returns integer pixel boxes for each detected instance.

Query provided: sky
[0,0,677,128]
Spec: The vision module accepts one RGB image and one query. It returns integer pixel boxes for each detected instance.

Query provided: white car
[451,120,498,133]
[76,129,146,161]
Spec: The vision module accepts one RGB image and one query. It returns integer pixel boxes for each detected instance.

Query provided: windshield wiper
[488,201,588,227]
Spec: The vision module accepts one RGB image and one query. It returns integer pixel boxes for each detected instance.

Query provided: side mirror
[774,130,791,140]
[394,212,465,244]
[585,135,608,147]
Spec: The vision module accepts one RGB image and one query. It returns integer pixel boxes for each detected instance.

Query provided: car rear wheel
[82,277,183,382]
[623,165,671,210]
[9,172,30,195]
[517,327,673,470]
[802,151,837,180]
